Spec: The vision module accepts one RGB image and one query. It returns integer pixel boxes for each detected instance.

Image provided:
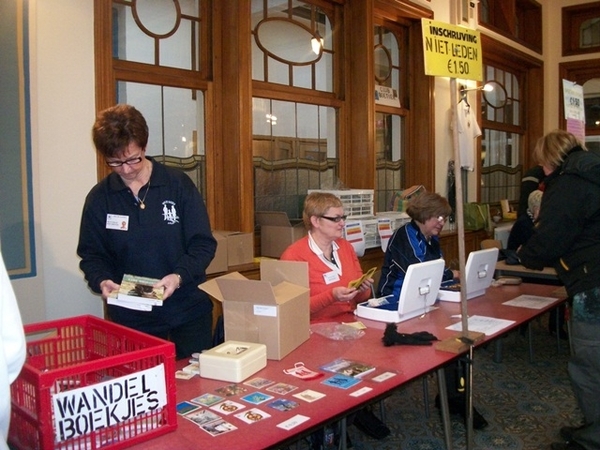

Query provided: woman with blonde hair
[518,129,600,450]
[281,192,373,321]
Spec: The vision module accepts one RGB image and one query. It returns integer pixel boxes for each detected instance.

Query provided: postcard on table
[320,358,375,378]
[241,392,274,405]
[234,408,271,424]
[210,400,246,415]
[293,389,326,403]
[200,418,237,436]
[322,373,362,389]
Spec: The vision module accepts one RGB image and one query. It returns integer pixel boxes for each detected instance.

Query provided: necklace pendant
[140,203,146,210]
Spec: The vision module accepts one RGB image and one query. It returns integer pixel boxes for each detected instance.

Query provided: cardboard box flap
[271,281,310,302]
[256,211,304,228]
[198,271,247,302]
[216,278,278,305]
[260,259,309,288]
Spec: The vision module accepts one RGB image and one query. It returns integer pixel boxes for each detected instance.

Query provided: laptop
[355,259,445,323]
[437,248,499,302]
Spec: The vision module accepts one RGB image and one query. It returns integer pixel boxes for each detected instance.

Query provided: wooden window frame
[562,1,600,56]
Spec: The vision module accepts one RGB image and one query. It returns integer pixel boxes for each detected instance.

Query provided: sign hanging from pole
[562,79,586,142]
[421,18,483,82]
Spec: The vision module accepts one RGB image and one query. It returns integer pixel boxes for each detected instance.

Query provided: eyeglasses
[320,215,347,223]
[436,216,448,223]
[105,156,143,168]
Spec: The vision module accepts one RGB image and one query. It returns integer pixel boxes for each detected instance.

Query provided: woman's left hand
[156,273,181,300]
[358,278,374,292]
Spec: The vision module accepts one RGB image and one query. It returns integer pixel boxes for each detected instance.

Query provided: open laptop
[355,259,445,323]
[438,248,499,302]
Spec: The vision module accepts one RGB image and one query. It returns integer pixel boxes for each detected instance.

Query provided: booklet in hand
[348,266,377,289]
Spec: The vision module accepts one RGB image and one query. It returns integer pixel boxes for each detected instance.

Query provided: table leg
[528,322,533,362]
[436,367,453,450]
[494,338,503,363]
[338,416,347,450]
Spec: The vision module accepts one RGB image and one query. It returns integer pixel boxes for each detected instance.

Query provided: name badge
[323,271,340,285]
[106,214,129,231]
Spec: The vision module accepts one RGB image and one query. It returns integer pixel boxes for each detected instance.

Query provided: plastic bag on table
[310,322,365,340]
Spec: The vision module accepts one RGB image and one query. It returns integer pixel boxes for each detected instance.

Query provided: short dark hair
[406,192,452,223]
[92,104,149,158]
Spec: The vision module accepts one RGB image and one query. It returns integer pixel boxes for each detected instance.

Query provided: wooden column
[209,0,254,232]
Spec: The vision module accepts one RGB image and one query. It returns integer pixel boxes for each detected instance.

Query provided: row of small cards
[176,379,322,436]
[176,370,398,436]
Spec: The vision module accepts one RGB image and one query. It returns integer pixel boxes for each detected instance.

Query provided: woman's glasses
[105,155,143,167]
[320,215,347,223]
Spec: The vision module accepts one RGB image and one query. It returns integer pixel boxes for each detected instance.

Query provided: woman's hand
[156,273,181,300]
[358,277,374,293]
[100,279,119,299]
[332,286,359,303]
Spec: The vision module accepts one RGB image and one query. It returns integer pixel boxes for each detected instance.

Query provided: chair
[481,239,502,250]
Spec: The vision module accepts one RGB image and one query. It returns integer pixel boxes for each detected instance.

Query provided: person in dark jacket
[507,189,543,251]
[517,165,546,218]
[378,192,488,430]
[78,104,217,360]
[517,130,600,450]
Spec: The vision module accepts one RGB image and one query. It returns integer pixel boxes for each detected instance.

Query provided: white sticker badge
[106,214,129,231]
[323,271,340,285]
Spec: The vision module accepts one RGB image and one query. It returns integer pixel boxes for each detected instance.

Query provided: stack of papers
[107,274,164,311]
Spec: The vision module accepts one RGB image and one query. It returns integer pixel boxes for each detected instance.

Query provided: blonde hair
[533,129,585,170]
[302,192,343,230]
[527,190,543,213]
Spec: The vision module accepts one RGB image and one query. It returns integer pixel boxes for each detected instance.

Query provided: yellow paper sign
[348,267,377,289]
[421,18,483,81]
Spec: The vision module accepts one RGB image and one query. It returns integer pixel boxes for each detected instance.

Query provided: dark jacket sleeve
[518,176,585,270]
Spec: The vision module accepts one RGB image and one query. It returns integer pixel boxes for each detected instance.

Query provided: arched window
[96,0,210,196]
[251,0,340,219]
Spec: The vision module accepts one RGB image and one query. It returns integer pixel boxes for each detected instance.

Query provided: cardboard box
[199,341,267,382]
[199,260,310,360]
[206,232,228,274]
[256,211,307,258]
[213,230,254,267]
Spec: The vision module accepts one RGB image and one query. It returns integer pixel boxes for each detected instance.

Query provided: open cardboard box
[199,260,310,360]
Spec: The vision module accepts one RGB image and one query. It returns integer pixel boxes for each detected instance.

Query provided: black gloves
[382,323,438,346]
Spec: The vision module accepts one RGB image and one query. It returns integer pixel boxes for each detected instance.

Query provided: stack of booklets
[319,358,376,378]
[107,274,164,311]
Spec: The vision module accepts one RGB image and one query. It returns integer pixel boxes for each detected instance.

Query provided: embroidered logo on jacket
[162,201,180,224]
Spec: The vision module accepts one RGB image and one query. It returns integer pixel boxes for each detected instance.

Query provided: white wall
[12,0,102,325]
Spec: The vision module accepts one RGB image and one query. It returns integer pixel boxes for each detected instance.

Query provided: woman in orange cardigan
[281,192,373,321]
[281,192,390,444]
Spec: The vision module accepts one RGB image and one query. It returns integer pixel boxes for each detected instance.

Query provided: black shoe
[353,407,390,440]
[560,424,588,442]
[471,407,489,430]
[550,441,586,450]
[435,395,489,430]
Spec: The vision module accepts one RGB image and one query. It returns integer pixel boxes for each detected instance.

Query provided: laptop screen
[439,248,499,301]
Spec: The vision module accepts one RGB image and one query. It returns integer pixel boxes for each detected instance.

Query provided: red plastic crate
[9,315,177,450]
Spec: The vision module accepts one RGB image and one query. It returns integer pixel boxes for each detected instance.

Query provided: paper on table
[502,295,558,309]
[446,315,515,336]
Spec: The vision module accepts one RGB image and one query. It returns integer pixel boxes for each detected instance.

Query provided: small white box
[199,341,267,382]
